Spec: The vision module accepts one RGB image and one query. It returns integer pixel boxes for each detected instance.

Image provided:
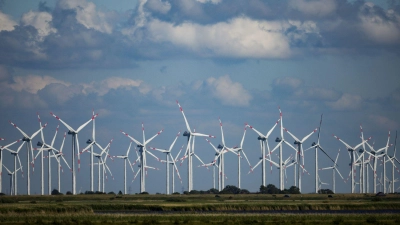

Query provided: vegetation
[0,193,399,224]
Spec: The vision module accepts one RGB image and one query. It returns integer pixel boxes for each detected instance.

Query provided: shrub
[140,192,149,195]
[51,189,60,195]
[107,192,115,195]
[66,191,73,195]
[172,192,180,195]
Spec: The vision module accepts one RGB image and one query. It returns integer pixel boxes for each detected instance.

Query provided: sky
[0,0,399,195]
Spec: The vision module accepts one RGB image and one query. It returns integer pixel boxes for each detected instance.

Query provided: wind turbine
[3,142,25,195]
[50,111,97,194]
[317,175,329,193]
[269,107,298,191]
[333,130,371,194]
[283,126,317,192]
[113,141,135,194]
[47,131,70,193]
[35,113,63,195]
[227,124,251,189]
[2,165,22,195]
[0,138,22,193]
[388,131,399,193]
[246,117,280,187]
[9,120,47,195]
[150,132,183,194]
[121,123,163,193]
[319,149,345,193]
[305,114,336,194]
[81,138,113,192]
[176,101,215,192]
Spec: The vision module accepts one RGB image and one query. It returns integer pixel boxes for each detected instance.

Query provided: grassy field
[0,193,399,224]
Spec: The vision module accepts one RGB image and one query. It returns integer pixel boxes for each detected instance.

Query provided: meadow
[0,193,400,224]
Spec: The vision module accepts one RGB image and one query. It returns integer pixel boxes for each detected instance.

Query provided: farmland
[0,193,400,224]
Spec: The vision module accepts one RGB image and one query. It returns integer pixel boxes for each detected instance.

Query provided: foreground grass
[0,213,399,224]
[0,194,399,224]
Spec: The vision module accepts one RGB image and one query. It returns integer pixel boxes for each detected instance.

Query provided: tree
[288,186,300,194]
[220,185,241,194]
[118,190,123,195]
[207,188,219,194]
[318,189,334,194]
[51,189,60,195]
[261,184,280,194]
[240,189,250,194]
[66,191,73,195]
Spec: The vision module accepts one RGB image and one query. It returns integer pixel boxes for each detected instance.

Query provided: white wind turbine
[246,117,280,187]
[150,132,184,194]
[47,131,70,193]
[333,131,371,194]
[176,101,215,192]
[364,136,390,193]
[388,131,399,193]
[9,120,47,195]
[113,141,135,195]
[319,149,345,194]
[96,144,114,193]
[50,111,97,194]
[269,107,298,191]
[35,113,63,195]
[121,123,163,193]
[0,138,22,194]
[81,138,113,192]
[283,126,317,193]
[317,175,329,192]
[2,165,22,195]
[305,114,336,194]
[4,142,25,195]
[227,124,252,189]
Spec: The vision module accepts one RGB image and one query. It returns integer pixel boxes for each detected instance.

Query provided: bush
[85,191,95,194]
[0,193,5,196]
[140,192,149,195]
[172,192,180,195]
[51,189,61,195]
[66,191,73,195]
[108,192,115,195]
[118,190,123,195]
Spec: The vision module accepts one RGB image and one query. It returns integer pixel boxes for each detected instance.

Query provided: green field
[0,193,400,224]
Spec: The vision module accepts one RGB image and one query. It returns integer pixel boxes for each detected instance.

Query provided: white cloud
[273,77,303,89]
[289,0,337,17]
[146,0,171,14]
[196,0,222,4]
[21,11,57,38]
[369,114,398,131]
[326,93,363,111]
[0,11,17,32]
[359,4,400,44]
[83,77,150,96]
[147,16,293,58]
[8,75,70,94]
[58,0,113,34]
[206,75,252,106]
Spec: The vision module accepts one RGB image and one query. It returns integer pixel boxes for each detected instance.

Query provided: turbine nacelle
[183,131,190,137]
[36,141,43,147]
[294,141,300,145]
[348,148,354,152]
[68,131,76,135]
[22,137,30,142]
[217,144,224,149]
[275,137,281,142]
[258,136,266,141]
[86,139,93,144]
[359,149,364,153]
[311,142,316,146]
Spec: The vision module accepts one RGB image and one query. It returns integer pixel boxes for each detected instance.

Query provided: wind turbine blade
[126,141,133,156]
[240,125,247,148]
[335,167,345,180]
[17,154,24,177]
[9,121,30,138]
[335,149,340,165]
[168,131,181,151]
[176,101,191,132]
[265,158,279,168]
[132,168,141,182]
[301,128,318,143]
[2,165,11,174]
[205,138,220,153]
[127,158,135,174]
[50,113,75,132]
[246,124,265,138]
[146,150,160,162]
[30,123,47,139]
[76,134,81,172]
[240,150,252,168]
[250,159,262,172]
[284,128,300,142]
[318,145,335,163]
[120,130,142,146]
[354,137,372,150]
[144,129,164,145]
[219,117,225,146]
[2,139,23,149]
[174,145,184,162]
[50,125,60,147]
[76,114,98,133]
[333,135,353,150]
[317,114,323,144]
[193,153,207,166]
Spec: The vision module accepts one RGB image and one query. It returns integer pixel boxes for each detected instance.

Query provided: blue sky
[0,0,399,195]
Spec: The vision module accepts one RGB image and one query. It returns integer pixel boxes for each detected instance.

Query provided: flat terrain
[1,193,400,224]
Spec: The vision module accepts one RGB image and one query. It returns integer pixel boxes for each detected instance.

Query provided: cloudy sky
[0,0,399,195]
